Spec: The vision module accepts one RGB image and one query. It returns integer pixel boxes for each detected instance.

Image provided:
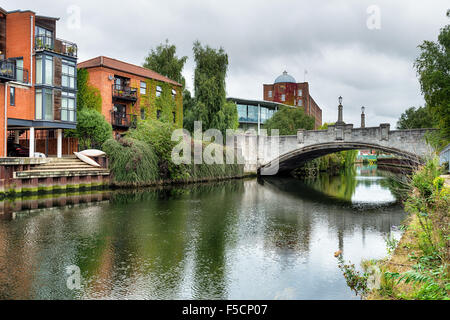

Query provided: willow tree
[189,41,238,133]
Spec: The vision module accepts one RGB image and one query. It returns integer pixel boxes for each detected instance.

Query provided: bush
[76,109,112,150]
[102,138,159,185]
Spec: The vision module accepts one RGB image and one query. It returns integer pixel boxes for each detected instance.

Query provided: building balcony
[111,111,137,129]
[35,35,78,58]
[0,60,29,83]
[112,84,138,102]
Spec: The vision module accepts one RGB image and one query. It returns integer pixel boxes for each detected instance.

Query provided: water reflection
[0,166,406,300]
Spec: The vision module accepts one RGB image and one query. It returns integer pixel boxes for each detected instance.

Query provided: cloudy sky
[5,0,449,127]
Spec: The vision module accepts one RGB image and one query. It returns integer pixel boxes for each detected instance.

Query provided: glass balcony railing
[0,60,29,83]
[35,35,78,58]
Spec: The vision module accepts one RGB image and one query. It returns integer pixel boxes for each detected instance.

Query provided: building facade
[78,56,183,138]
[0,8,78,158]
[227,97,294,134]
[263,71,322,129]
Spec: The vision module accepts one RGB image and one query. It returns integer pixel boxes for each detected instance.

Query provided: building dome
[274,71,296,84]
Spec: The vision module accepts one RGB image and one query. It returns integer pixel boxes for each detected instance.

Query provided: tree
[187,41,238,133]
[143,39,188,87]
[76,108,112,150]
[397,106,435,129]
[414,14,450,143]
[264,106,315,135]
[77,68,102,112]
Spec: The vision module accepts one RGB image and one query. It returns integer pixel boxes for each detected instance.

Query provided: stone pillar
[57,129,63,158]
[29,127,35,158]
[361,112,366,128]
[338,104,343,123]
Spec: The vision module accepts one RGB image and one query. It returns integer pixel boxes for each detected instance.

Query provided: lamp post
[361,106,366,128]
[337,96,344,124]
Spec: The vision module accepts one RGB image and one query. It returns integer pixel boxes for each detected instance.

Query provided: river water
[0,165,406,300]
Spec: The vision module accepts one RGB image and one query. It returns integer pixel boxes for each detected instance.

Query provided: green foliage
[77,68,102,112]
[336,254,369,297]
[397,106,435,130]
[126,119,186,180]
[102,138,159,184]
[185,41,238,134]
[414,20,450,144]
[264,106,315,135]
[155,82,177,124]
[143,39,188,87]
[76,109,112,150]
[183,89,196,132]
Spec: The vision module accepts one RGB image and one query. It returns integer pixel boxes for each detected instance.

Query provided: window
[247,105,258,122]
[36,56,43,84]
[298,89,302,97]
[156,85,162,97]
[172,89,176,100]
[237,104,247,122]
[35,26,53,49]
[10,87,15,106]
[268,90,272,98]
[61,91,75,121]
[45,56,53,85]
[15,59,24,83]
[298,99,303,107]
[156,110,161,119]
[62,60,76,89]
[140,107,146,120]
[281,94,286,102]
[172,112,176,123]
[140,81,147,95]
[35,88,53,120]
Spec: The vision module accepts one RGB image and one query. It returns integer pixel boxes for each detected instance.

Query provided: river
[0,164,406,300]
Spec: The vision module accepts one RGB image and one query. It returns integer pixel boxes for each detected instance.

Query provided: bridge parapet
[234,123,436,174]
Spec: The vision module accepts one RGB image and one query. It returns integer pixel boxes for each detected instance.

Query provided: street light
[339,96,343,105]
[361,106,365,114]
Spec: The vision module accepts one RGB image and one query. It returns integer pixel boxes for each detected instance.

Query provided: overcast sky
[4,0,449,127]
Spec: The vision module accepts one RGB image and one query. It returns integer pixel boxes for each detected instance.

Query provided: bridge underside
[259,142,424,175]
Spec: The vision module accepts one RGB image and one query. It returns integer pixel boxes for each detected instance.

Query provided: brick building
[78,56,183,138]
[0,7,78,158]
[263,71,322,129]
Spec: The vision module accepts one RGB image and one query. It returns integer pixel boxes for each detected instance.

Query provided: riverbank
[364,159,449,300]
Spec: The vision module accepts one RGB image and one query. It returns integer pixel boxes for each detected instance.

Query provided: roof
[274,71,296,84]
[78,56,182,87]
[0,8,59,20]
[227,97,295,110]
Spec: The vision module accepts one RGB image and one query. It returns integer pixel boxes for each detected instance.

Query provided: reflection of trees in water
[301,166,358,202]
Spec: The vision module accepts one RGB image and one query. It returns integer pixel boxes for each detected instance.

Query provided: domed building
[264,71,322,129]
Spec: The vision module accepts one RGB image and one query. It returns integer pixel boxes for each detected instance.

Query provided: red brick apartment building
[78,56,183,138]
[263,71,322,129]
[0,7,78,158]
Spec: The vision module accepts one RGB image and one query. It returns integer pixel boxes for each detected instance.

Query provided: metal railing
[112,84,138,101]
[0,61,29,83]
[35,35,78,58]
[0,60,16,81]
[111,111,137,128]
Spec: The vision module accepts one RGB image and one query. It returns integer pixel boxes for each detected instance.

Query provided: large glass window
[62,60,76,89]
[36,56,43,84]
[15,59,24,83]
[237,104,247,122]
[247,105,258,123]
[45,56,53,85]
[35,88,53,120]
[35,26,53,49]
[35,89,42,119]
[61,92,75,122]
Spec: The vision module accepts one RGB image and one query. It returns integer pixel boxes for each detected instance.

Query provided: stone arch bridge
[234,123,436,175]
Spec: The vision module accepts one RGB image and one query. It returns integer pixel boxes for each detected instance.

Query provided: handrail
[35,35,78,58]
[110,111,137,128]
[112,84,138,101]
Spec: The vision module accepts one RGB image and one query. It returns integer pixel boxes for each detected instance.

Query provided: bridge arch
[259,141,424,175]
